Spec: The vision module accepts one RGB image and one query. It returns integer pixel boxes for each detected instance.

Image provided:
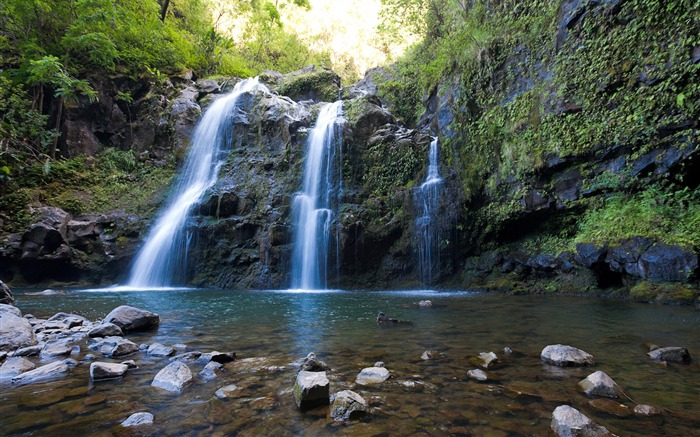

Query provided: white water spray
[415,137,443,286]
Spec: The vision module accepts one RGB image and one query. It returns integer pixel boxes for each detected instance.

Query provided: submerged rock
[633,404,662,416]
[199,361,223,381]
[421,350,439,360]
[90,362,128,380]
[88,323,123,338]
[41,339,75,358]
[647,346,691,363]
[467,369,489,382]
[152,361,193,392]
[0,356,35,380]
[577,371,624,398]
[301,352,330,371]
[293,370,330,410]
[330,390,369,421]
[103,305,160,332]
[11,359,72,385]
[588,398,631,417]
[470,351,500,369]
[121,412,154,427]
[541,344,595,367]
[551,405,610,437]
[356,366,390,385]
[215,384,241,399]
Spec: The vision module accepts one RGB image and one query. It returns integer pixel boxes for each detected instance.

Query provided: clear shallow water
[2,289,699,436]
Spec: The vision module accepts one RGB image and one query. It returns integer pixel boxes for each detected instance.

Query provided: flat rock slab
[121,412,154,427]
[542,344,595,367]
[588,398,631,417]
[90,362,129,380]
[578,371,623,398]
[330,390,368,421]
[11,360,71,385]
[152,361,193,392]
[647,347,691,363]
[0,357,35,380]
[551,405,610,437]
[103,305,159,332]
[147,342,175,357]
[293,370,329,410]
[355,366,390,385]
[88,323,123,338]
[41,339,74,358]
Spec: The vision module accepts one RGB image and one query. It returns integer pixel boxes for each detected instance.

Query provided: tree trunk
[52,96,63,160]
[159,0,170,22]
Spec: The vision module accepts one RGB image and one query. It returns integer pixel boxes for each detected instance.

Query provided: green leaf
[1,165,10,175]
[676,93,685,108]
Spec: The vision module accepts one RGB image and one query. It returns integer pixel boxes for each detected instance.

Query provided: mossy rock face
[630,281,700,304]
[277,66,341,103]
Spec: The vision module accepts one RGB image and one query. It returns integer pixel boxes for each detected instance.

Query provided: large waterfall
[126,78,268,288]
[290,101,344,290]
[415,137,443,286]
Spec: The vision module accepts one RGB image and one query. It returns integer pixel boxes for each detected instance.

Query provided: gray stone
[152,361,193,392]
[418,300,433,307]
[467,369,489,382]
[330,390,368,421]
[471,351,500,369]
[633,404,662,416]
[0,356,35,379]
[215,384,241,399]
[355,366,390,385]
[421,350,439,360]
[551,405,610,437]
[0,310,37,352]
[103,305,159,332]
[97,337,139,358]
[0,281,14,304]
[147,342,175,357]
[647,346,691,363]
[41,339,74,358]
[169,351,202,363]
[301,352,330,371]
[121,360,138,369]
[0,304,22,317]
[293,370,330,410]
[47,312,88,328]
[88,323,123,338]
[199,361,223,380]
[11,344,42,357]
[11,360,71,385]
[90,362,129,380]
[577,371,623,398]
[121,412,154,427]
[541,344,595,367]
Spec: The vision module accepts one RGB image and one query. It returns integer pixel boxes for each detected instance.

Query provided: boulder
[551,405,611,437]
[467,369,489,382]
[301,352,330,371]
[541,344,595,367]
[11,359,71,385]
[199,361,223,380]
[90,362,129,380]
[470,351,500,369]
[330,390,369,421]
[0,304,21,317]
[88,323,123,338]
[0,356,36,379]
[277,65,340,103]
[355,366,390,385]
[647,347,691,363]
[41,339,75,358]
[147,342,175,357]
[577,371,624,398]
[121,412,154,427]
[151,361,193,392]
[215,384,241,399]
[103,305,159,332]
[293,370,330,410]
[97,337,139,358]
[12,344,42,357]
[0,310,37,352]
[0,280,14,304]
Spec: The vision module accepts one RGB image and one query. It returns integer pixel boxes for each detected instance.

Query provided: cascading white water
[415,137,443,286]
[290,101,344,290]
[126,78,268,288]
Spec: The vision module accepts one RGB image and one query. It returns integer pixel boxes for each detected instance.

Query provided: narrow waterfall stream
[290,101,344,290]
[126,78,268,288]
[415,137,443,286]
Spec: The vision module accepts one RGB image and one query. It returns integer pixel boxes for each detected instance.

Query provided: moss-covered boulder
[276,65,341,103]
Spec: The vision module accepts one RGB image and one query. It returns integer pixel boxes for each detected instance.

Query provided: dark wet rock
[103,305,159,332]
[215,384,241,399]
[633,404,662,416]
[152,360,194,392]
[330,390,369,421]
[541,344,595,367]
[209,351,236,364]
[147,342,175,357]
[293,370,330,410]
[12,344,42,357]
[0,280,14,304]
[421,350,439,360]
[41,339,75,358]
[0,310,37,352]
[376,311,399,325]
[470,351,500,369]
[121,412,154,427]
[88,323,123,338]
[90,361,128,380]
[170,94,202,156]
[0,356,36,379]
[355,366,390,385]
[647,346,691,364]
[199,361,223,381]
[578,371,624,398]
[11,359,72,384]
[196,79,221,94]
[467,369,489,382]
[301,352,330,371]
[588,398,631,417]
[575,243,608,267]
[551,405,611,437]
[169,351,202,363]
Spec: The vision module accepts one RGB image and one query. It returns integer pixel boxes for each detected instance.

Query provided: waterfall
[126,78,268,288]
[290,101,344,290]
[415,137,443,286]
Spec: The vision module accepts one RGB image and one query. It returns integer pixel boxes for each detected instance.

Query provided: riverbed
[2,289,699,436]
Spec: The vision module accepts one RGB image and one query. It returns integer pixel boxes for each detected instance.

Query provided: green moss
[631,281,700,304]
[361,141,422,198]
[278,70,339,103]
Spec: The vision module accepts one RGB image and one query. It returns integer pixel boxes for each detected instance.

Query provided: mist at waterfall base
[122,78,269,290]
[290,101,345,291]
[414,137,443,286]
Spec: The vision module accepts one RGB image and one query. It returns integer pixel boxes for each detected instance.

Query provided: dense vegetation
[377,0,700,253]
